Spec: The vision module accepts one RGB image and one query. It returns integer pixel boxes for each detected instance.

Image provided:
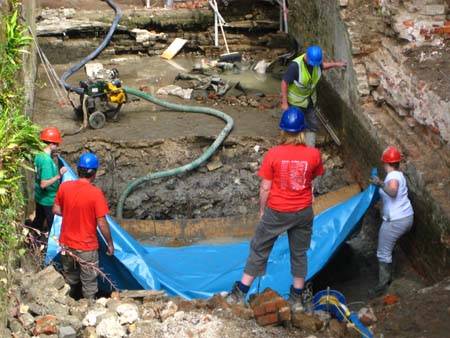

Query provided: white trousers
[376,214,414,263]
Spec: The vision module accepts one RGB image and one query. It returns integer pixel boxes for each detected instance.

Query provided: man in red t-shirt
[53,153,114,300]
[226,107,324,312]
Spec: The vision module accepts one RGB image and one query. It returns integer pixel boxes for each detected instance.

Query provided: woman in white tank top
[368,146,414,297]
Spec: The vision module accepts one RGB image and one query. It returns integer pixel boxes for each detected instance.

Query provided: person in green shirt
[32,127,66,232]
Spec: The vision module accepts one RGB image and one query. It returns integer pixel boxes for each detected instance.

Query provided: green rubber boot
[368,262,392,297]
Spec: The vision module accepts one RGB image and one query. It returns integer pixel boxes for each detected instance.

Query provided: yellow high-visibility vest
[287,54,322,108]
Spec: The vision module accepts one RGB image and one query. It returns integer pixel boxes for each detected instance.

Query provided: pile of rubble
[3,265,379,338]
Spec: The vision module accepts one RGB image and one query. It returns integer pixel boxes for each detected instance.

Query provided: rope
[28,27,68,106]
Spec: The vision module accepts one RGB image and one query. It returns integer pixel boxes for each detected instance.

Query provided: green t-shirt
[34,152,59,206]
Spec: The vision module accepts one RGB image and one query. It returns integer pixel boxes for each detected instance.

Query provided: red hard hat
[381,146,401,163]
[40,127,62,144]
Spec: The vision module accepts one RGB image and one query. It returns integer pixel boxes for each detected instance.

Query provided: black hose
[60,0,122,95]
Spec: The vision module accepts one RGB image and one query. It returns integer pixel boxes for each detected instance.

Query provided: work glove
[369,175,382,186]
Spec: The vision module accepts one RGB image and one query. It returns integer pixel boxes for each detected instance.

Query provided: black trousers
[31,202,54,231]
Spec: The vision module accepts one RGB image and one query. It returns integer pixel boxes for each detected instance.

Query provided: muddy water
[109,55,281,95]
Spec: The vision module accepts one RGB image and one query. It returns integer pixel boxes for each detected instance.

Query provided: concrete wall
[23,0,39,218]
[288,0,449,280]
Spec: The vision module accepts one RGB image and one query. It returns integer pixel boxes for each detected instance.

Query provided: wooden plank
[161,38,188,60]
[119,289,166,299]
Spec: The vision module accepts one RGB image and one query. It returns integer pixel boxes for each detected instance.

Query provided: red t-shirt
[258,144,325,212]
[55,180,109,251]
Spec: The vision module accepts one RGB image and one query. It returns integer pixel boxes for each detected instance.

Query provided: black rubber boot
[368,262,392,297]
[68,282,82,300]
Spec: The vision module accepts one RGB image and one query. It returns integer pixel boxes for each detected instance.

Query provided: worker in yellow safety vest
[281,46,347,147]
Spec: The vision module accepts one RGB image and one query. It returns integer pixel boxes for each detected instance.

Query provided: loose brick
[292,312,324,331]
[403,20,414,27]
[256,312,279,326]
[274,298,289,310]
[278,306,291,322]
[34,315,58,336]
[252,304,266,317]
[249,288,280,308]
[264,301,277,314]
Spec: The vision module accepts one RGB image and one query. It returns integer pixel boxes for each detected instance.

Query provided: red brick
[434,26,450,34]
[253,304,266,317]
[259,290,278,303]
[256,312,279,326]
[403,20,414,27]
[249,289,279,308]
[278,306,291,322]
[34,315,58,336]
[274,298,289,310]
[264,301,277,314]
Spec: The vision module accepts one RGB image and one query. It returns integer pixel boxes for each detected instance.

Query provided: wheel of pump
[89,111,106,129]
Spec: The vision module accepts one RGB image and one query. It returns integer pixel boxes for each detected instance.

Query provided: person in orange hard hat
[368,146,414,297]
[31,127,67,233]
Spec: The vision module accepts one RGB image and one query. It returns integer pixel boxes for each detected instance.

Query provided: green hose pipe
[116,87,234,219]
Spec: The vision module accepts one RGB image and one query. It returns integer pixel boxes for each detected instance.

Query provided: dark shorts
[244,206,313,278]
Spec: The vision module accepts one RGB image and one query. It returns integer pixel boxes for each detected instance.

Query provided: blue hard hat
[279,107,306,132]
[306,46,323,66]
[77,152,99,169]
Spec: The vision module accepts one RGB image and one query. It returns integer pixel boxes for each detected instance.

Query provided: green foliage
[0,0,43,326]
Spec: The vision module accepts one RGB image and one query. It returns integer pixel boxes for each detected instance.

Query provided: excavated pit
[29,2,400,302]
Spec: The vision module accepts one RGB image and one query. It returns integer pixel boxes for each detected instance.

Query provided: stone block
[59,326,76,338]
[358,306,377,326]
[368,72,381,87]
[34,266,66,291]
[291,312,323,331]
[19,312,35,328]
[96,315,126,338]
[328,318,346,338]
[357,83,371,96]
[421,4,447,16]
[117,303,139,325]
[231,305,254,320]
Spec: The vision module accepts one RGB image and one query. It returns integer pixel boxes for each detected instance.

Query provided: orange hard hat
[381,146,401,163]
[40,127,62,144]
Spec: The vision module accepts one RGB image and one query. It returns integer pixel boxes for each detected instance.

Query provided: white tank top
[380,171,414,221]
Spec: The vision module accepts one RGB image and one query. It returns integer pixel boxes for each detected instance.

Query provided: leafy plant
[0,0,43,327]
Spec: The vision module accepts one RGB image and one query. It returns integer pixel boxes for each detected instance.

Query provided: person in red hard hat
[368,145,414,297]
[31,127,67,233]
[225,107,324,313]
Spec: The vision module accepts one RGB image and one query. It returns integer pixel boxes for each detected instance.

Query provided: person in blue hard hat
[281,45,347,147]
[225,107,324,313]
[53,152,114,300]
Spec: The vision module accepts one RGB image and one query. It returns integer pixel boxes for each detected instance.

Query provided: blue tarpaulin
[46,158,376,299]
